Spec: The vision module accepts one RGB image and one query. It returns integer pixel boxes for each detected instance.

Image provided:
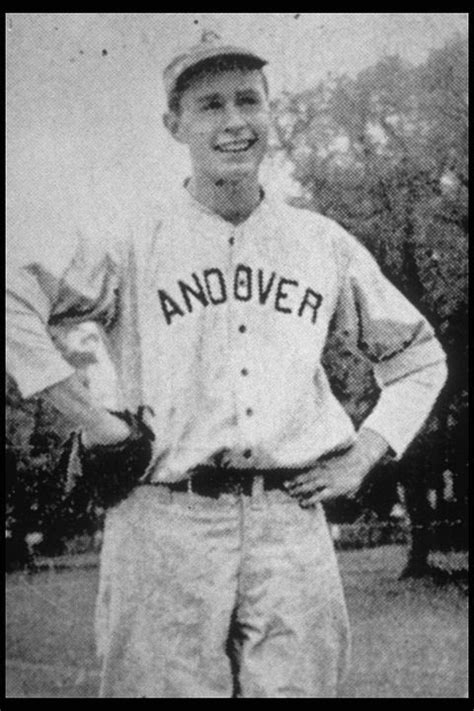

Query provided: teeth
[216,139,256,152]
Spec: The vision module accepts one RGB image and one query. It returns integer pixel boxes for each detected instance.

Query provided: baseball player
[7,32,447,698]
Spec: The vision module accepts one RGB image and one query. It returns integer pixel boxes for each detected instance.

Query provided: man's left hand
[284,428,391,509]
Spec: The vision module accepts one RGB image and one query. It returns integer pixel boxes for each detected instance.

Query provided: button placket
[228,225,255,459]
[234,317,254,430]
[228,226,245,456]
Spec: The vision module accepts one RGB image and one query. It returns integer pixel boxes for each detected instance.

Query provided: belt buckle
[219,470,243,496]
[237,472,253,496]
[220,470,237,496]
[190,468,252,497]
[190,469,229,498]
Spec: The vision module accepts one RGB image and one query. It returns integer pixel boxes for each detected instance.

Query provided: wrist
[358,427,391,466]
[81,411,132,448]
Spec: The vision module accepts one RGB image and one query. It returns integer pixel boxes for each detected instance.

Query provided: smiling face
[165,67,270,183]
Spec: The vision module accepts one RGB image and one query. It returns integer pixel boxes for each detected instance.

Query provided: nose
[222,102,247,132]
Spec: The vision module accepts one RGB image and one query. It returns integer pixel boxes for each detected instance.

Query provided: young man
[7,32,447,698]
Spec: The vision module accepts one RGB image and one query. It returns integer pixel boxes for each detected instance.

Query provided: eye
[238,94,260,106]
[202,99,223,111]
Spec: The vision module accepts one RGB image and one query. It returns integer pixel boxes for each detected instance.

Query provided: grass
[6,545,468,698]
[338,547,468,698]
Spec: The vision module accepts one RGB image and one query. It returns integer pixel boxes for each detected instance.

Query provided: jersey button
[246,408,253,417]
[241,368,249,376]
[229,236,235,246]
[243,449,252,459]
[239,324,247,333]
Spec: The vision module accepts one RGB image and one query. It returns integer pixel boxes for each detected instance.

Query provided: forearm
[357,427,391,466]
[338,231,448,459]
[7,235,121,400]
[6,287,77,398]
[42,373,130,446]
[7,291,129,445]
[362,359,448,459]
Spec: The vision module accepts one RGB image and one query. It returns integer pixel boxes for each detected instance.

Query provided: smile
[215,137,258,153]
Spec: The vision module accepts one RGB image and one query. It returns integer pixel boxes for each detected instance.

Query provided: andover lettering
[234,264,252,302]
[179,273,208,313]
[298,288,323,324]
[257,269,276,304]
[158,289,185,325]
[204,268,227,305]
[275,278,299,314]
[158,265,323,326]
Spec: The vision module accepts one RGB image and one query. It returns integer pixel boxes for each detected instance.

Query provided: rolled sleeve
[336,232,448,458]
[6,319,76,399]
[364,359,448,458]
[6,234,121,400]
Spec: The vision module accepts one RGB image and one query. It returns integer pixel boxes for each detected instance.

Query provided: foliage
[6,375,101,567]
[271,35,468,568]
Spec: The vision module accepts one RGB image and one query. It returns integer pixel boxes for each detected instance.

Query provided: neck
[188,172,262,224]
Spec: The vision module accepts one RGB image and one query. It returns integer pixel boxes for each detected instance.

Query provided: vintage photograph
[6,13,468,698]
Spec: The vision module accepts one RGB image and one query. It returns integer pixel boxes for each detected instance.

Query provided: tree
[5,374,101,565]
[5,324,109,565]
[272,35,468,575]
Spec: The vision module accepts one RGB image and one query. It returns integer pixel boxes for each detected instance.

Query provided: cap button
[201,29,221,44]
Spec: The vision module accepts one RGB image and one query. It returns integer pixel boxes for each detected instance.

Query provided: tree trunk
[400,208,425,309]
[399,456,436,579]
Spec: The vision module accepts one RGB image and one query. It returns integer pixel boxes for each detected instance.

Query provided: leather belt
[147,467,295,498]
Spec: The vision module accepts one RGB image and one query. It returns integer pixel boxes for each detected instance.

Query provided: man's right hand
[42,372,131,447]
[81,411,131,448]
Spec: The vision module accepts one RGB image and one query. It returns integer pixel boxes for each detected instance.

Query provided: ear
[163,112,188,144]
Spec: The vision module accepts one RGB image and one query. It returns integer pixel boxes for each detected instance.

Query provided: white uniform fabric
[7,185,447,481]
[96,484,350,698]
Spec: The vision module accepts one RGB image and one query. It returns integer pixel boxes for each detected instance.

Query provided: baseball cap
[163,30,268,99]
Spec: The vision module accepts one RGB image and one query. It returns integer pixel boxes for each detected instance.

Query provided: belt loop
[187,475,193,506]
[155,483,172,505]
[250,474,265,510]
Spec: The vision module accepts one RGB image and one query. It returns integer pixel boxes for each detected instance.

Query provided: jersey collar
[179,178,273,227]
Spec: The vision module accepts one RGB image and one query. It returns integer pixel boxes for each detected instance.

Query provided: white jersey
[6,185,447,482]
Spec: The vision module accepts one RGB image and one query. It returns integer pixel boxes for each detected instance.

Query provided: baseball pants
[95,477,351,698]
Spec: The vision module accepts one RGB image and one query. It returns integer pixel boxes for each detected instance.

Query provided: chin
[213,161,260,183]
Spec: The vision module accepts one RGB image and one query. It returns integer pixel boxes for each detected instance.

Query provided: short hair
[167,55,269,114]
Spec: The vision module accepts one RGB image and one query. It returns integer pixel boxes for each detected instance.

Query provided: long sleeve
[334,235,447,459]
[6,234,121,400]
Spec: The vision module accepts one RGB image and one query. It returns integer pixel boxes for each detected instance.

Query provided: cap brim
[165,47,268,96]
[177,53,266,86]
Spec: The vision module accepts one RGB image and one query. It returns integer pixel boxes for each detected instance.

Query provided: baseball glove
[65,407,155,510]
